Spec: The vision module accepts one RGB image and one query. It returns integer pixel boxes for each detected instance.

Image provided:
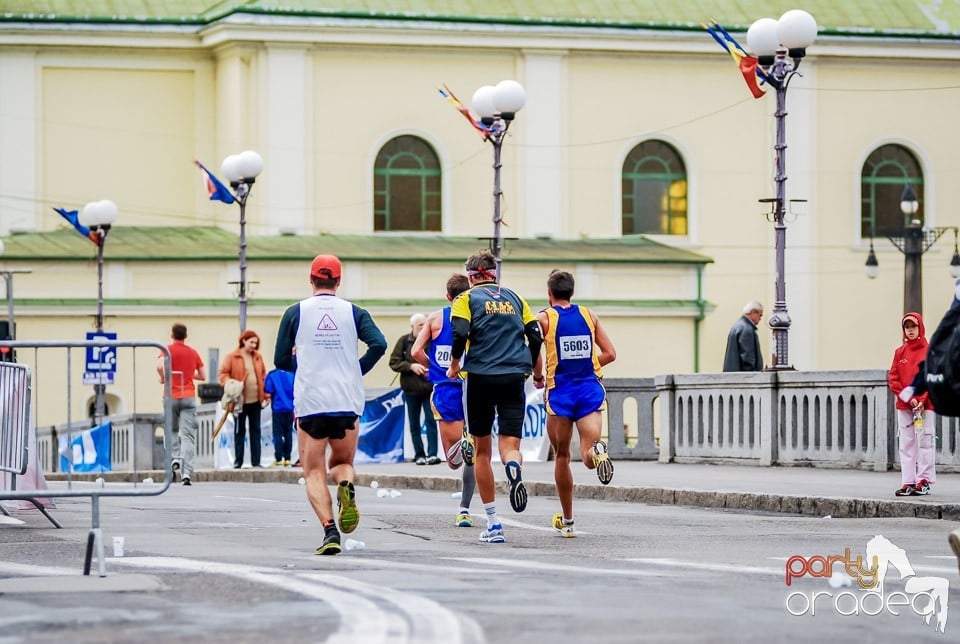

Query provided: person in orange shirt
[219,329,269,468]
[156,323,206,486]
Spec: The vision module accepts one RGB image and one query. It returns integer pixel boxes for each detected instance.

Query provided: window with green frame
[374,136,441,231]
[861,144,923,238]
[622,140,688,236]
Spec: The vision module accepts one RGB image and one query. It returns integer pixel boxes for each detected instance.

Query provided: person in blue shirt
[532,270,617,538]
[264,368,295,466]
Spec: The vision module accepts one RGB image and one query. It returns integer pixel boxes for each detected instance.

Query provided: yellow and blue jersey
[543,304,602,389]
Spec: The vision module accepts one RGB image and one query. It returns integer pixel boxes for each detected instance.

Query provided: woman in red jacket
[219,329,269,468]
[887,312,935,496]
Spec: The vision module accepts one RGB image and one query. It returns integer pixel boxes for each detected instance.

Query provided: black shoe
[505,461,527,513]
[182,477,192,486]
[233,465,241,469]
[426,456,442,465]
[316,527,341,555]
[915,480,931,495]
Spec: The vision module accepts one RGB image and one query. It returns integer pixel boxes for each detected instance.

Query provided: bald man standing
[390,313,440,464]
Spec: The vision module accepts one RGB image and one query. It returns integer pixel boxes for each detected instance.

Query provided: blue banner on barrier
[59,422,111,473]
[356,388,405,464]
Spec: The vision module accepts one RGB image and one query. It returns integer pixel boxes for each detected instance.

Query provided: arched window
[374,136,441,231]
[861,144,923,238]
[622,140,687,235]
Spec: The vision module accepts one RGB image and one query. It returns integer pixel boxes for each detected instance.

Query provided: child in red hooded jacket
[887,312,936,496]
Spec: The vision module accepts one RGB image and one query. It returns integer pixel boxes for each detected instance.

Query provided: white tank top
[293,294,364,416]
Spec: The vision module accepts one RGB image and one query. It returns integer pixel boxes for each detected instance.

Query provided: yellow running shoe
[592,440,614,485]
[455,511,473,527]
[552,513,576,538]
[337,481,360,534]
[315,529,341,555]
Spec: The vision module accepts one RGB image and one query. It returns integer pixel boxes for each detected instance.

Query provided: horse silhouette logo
[865,535,949,634]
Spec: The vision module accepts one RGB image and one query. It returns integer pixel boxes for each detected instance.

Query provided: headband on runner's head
[467,267,497,281]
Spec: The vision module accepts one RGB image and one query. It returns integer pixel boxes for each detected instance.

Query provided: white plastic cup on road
[370,480,379,489]
[298,477,306,486]
[344,538,365,551]
[376,488,388,498]
[112,536,125,557]
[389,489,401,498]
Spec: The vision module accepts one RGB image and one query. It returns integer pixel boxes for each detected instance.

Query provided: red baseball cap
[311,254,341,279]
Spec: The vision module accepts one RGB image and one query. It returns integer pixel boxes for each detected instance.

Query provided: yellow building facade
[1,2,958,424]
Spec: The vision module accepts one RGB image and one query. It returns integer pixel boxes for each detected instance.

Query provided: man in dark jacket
[390,314,439,464]
[722,300,764,372]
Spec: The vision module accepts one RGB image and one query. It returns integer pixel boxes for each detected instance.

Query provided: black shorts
[297,414,358,440]
[464,372,526,438]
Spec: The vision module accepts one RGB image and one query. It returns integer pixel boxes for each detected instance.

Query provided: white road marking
[299,571,477,644]
[114,556,479,644]
[628,558,783,576]
[768,555,957,576]
[448,557,663,577]
[116,556,388,644]
[0,561,84,577]
[213,495,291,503]
[316,556,501,576]
[496,516,592,535]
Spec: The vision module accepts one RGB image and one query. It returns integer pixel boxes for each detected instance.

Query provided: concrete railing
[35,373,960,472]
[647,370,960,471]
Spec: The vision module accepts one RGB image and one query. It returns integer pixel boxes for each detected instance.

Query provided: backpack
[923,298,960,416]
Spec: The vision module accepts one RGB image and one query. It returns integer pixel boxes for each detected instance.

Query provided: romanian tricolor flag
[194,160,235,204]
[438,84,491,140]
[53,207,101,246]
[704,21,775,99]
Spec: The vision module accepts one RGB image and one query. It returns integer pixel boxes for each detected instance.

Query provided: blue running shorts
[431,382,464,422]
[545,379,606,421]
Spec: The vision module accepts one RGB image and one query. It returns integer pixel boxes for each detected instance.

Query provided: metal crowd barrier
[0,362,53,524]
[0,340,174,576]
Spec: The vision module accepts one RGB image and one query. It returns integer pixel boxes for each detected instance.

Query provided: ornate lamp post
[471,80,526,283]
[746,9,818,370]
[220,150,264,331]
[864,183,960,315]
[79,199,119,422]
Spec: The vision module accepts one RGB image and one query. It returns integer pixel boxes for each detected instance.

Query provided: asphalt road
[1,481,959,643]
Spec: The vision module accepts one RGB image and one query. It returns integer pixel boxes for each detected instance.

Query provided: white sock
[562,517,574,525]
[484,501,500,528]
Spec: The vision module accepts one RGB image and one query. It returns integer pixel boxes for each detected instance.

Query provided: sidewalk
[46,460,960,522]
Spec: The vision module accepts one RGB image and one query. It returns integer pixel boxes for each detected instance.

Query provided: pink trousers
[897,409,937,486]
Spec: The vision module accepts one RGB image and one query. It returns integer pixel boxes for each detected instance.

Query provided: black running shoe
[316,527,341,555]
[505,461,527,513]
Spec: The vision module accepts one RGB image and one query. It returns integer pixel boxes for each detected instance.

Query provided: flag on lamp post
[194,160,236,204]
[52,207,101,246]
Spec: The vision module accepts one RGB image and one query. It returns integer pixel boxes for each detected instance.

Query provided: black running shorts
[297,414,358,440]
[464,372,526,438]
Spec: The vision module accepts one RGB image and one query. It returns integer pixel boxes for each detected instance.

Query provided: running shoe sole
[479,526,505,543]
[315,540,342,555]
[337,481,360,534]
[505,461,527,513]
[456,513,474,527]
[593,441,614,485]
[461,432,475,468]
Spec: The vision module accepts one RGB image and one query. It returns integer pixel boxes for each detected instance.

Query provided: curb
[46,470,960,521]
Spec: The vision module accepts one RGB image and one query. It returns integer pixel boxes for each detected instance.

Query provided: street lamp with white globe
[745,9,817,370]
[79,199,119,421]
[220,150,263,331]
[472,80,525,282]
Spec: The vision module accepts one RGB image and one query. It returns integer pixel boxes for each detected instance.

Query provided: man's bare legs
[299,428,334,524]
[547,416,575,519]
